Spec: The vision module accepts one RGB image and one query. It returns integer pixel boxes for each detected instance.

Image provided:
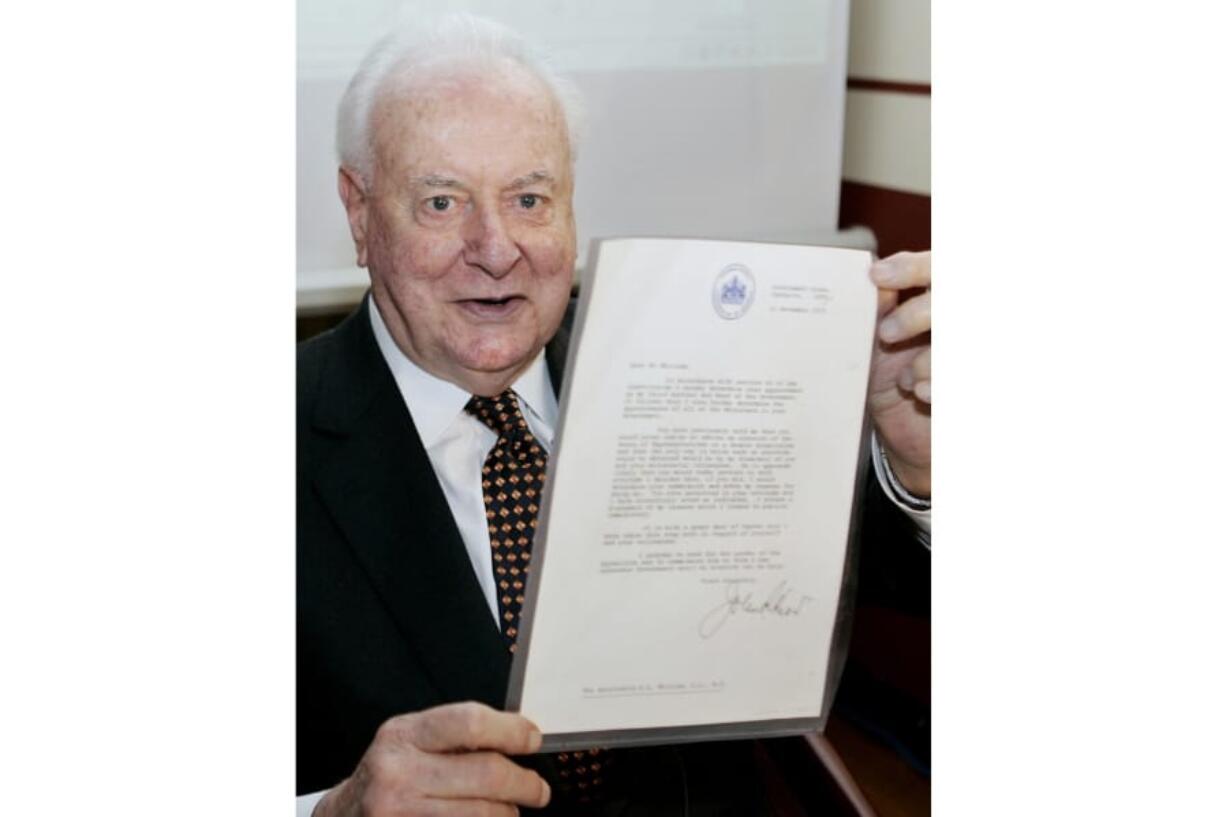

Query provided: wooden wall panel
[838,181,930,259]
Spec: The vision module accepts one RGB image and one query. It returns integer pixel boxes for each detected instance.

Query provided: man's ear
[338,166,370,268]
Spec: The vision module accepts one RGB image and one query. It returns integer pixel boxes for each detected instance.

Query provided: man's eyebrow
[507,170,555,191]
[410,174,463,188]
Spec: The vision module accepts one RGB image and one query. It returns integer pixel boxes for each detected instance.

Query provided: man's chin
[453,343,540,383]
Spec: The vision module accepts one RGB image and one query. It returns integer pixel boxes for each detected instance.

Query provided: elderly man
[298,15,931,817]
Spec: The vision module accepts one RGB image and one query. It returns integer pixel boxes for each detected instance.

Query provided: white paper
[509,237,876,744]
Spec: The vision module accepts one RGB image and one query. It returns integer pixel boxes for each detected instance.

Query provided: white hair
[336,13,586,182]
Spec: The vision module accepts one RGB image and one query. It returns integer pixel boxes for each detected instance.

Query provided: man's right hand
[313,702,551,816]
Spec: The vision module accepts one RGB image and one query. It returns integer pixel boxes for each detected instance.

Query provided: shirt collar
[369,298,558,447]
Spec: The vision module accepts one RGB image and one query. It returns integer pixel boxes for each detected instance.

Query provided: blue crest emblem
[712,263,755,319]
[720,275,748,305]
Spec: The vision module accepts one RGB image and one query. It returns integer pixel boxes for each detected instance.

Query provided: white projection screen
[297,0,852,296]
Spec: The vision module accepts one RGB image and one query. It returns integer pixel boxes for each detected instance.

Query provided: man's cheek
[393,240,459,282]
[532,237,575,278]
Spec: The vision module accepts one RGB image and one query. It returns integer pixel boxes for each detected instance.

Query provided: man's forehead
[373,63,562,136]
[369,69,571,179]
[411,169,560,189]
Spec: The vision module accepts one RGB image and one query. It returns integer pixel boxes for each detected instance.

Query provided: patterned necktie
[466,390,546,653]
[466,390,616,802]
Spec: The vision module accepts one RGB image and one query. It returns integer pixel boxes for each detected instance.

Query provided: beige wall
[848,0,930,82]
[842,0,931,196]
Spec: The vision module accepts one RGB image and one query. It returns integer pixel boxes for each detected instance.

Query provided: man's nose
[462,206,521,278]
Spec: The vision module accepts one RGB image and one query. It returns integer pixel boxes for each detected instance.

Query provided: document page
[508,238,876,748]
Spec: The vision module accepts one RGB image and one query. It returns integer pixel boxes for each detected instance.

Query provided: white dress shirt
[368,301,560,623]
[297,301,930,815]
[871,432,931,546]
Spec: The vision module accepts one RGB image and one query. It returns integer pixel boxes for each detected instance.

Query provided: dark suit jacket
[298,296,924,813]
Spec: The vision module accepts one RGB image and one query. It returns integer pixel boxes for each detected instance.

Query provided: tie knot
[466,389,530,438]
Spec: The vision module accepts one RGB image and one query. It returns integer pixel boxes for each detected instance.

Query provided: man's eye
[429,196,451,212]
[518,194,539,209]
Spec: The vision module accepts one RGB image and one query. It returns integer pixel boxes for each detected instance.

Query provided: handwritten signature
[697,580,815,639]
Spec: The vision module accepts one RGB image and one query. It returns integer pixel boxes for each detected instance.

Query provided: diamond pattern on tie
[465,390,547,653]
[465,389,618,802]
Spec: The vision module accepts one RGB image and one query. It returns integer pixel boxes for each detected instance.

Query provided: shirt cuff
[871,431,931,544]
[297,789,329,817]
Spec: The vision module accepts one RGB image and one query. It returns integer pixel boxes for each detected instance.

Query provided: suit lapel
[309,300,510,707]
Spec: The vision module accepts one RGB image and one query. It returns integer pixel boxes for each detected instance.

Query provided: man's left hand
[867,250,931,497]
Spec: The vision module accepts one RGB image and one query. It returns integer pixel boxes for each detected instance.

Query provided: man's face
[341,67,577,396]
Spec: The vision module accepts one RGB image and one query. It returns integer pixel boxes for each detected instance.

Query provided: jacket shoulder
[297,325,338,423]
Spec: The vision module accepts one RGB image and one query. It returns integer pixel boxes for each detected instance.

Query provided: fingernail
[527,729,543,752]
[540,779,552,805]
[915,381,931,402]
[879,317,901,342]
[899,367,914,389]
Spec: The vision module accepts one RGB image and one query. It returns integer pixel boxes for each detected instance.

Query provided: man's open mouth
[457,295,526,317]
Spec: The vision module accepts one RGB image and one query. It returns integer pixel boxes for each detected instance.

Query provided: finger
[901,350,931,400]
[876,285,898,319]
[878,290,930,344]
[908,348,931,385]
[894,368,931,404]
[415,799,522,817]
[408,702,544,755]
[870,250,930,291]
[423,751,551,807]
